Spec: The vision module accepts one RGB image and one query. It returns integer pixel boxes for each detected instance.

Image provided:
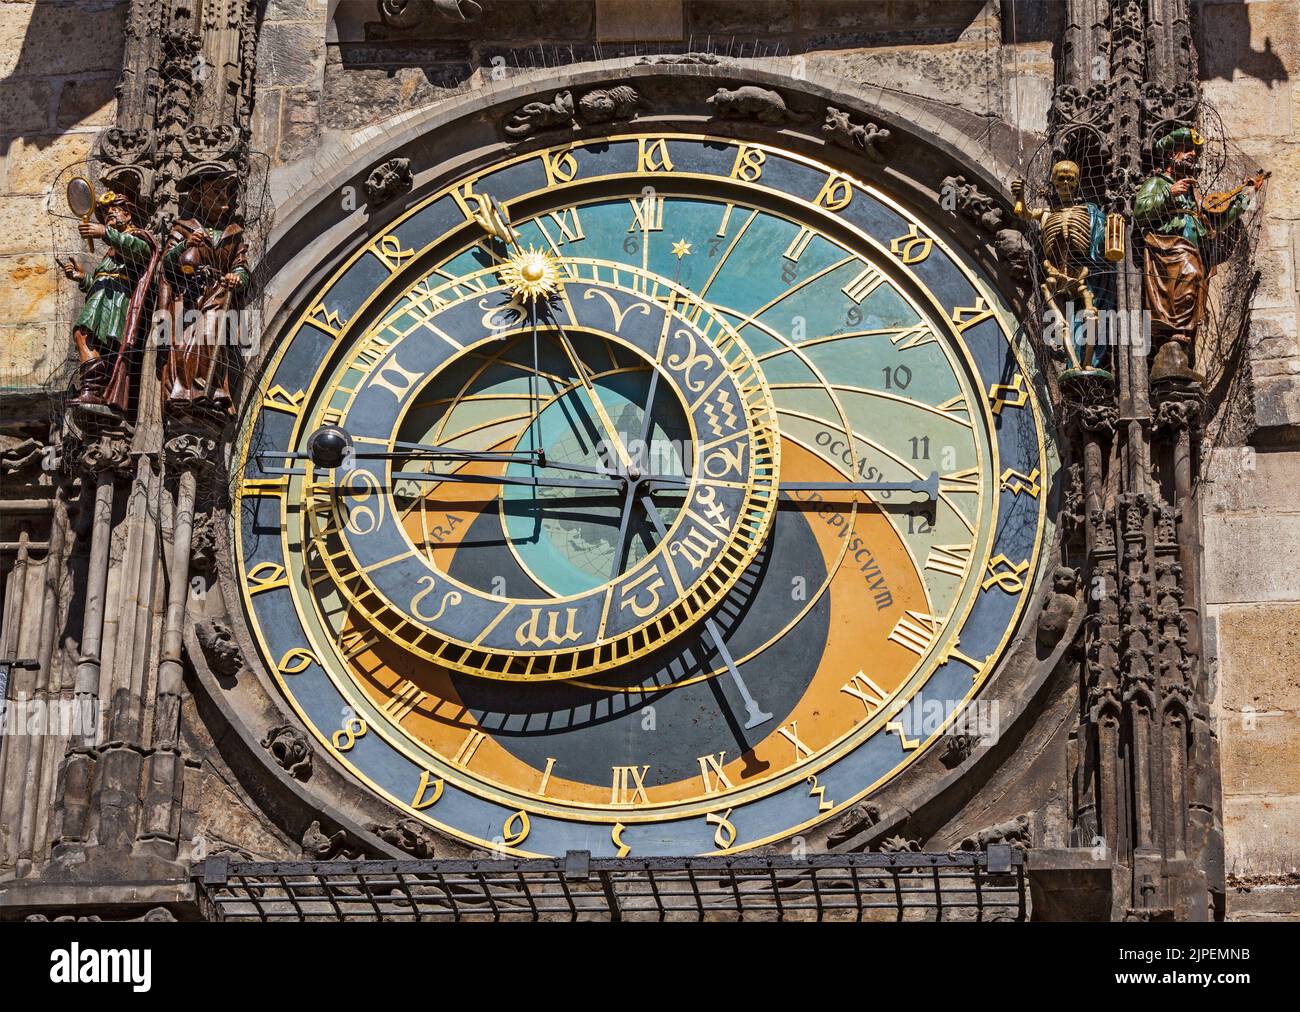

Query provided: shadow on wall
[321,0,1024,132]
[1194,0,1290,85]
[0,0,127,158]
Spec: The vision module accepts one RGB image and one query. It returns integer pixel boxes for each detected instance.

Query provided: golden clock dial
[235,133,1053,856]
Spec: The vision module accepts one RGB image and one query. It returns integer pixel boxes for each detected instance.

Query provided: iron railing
[196,849,1026,922]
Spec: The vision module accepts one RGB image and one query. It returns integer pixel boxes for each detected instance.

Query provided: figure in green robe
[1134,127,1260,382]
[59,191,158,415]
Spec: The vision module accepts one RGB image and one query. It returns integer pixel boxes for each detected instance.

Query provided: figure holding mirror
[58,184,159,418]
[159,172,250,421]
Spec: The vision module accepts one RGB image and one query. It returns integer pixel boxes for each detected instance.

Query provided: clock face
[235,132,1054,856]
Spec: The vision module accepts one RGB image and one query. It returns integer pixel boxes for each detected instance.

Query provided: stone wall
[252,1,1054,172]
[0,0,124,412]
[1194,0,1300,919]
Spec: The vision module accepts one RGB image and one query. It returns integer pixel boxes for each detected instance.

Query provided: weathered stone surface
[686,0,795,35]
[1227,883,1300,921]
[0,322,61,389]
[2,132,95,194]
[278,87,322,163]
[1224,795,1300,876]
[1198,0,1297,85]
[321,61,470,131]
[0,254,59,323]
[807,44,1015,118]
[1203,513,1300,604]
[0,0,125,78]
[0,196,51,257]
[55,75,117,129]
[597,0,682,42]
[1202,447,1300,514]
[1221,710,1300,797]
[0,78,53,134]
[1252,373,1300,434]
[256,20,326,88]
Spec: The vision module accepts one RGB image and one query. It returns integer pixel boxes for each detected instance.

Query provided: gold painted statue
[1011,160,1118,377]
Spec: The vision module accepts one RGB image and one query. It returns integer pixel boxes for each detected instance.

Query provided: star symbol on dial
[671,238,692,260]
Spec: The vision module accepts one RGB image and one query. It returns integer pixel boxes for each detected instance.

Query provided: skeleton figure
[1012,161,1116,373]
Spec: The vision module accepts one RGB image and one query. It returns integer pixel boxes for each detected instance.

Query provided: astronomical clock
[234,130,1054,857]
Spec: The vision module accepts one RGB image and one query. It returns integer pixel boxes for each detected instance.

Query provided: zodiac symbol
[701,389,737,436]
[666,328,713,392]
[582,287,651,331]
[410,576,462,622]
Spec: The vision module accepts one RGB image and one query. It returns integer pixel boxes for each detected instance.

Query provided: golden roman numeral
[697,752,734,795]
[890,324,937,350]
[939,467,981,494]
[610,765,651,805]
[547,206,585,243]
[451,729,486,767]
[777,722,814,762]
[627,193,665,233]
[783,226,814,262]
[840,670,889,717]
[925,543,972,578]
[888,611,943,656]
[842,264,885,303]
[381,679,428,722]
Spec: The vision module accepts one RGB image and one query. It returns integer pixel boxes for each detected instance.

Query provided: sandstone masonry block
[1202,512,1300,604]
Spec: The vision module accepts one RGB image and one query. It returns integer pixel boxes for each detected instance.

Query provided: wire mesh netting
[197,851,1028,923]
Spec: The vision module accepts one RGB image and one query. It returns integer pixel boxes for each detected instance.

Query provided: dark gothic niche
[365,157,413,206]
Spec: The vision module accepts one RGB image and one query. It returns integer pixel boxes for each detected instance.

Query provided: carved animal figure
[577,86,640,125]
[1037,566,1079,649]
[822,106,890,161]
[504,91,575,138]
[707,86,805,124]
[959,814,1032,852]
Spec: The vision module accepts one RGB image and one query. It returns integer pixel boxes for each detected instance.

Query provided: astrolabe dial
[234,132,1052,856]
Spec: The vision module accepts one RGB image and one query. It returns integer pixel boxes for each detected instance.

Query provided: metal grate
[196,850,1026,922]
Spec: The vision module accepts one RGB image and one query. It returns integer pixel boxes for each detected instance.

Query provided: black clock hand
[639,470,940,503]
[634,488,772,729]
[609,364,661,579]
[389,470,623,492]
